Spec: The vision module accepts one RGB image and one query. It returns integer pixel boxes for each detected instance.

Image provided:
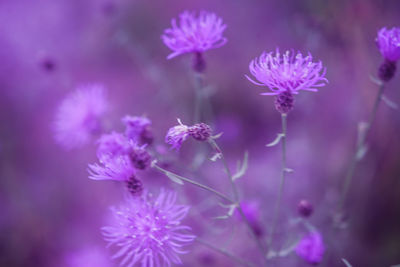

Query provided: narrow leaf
[266,133,285,147]
[166,172,184,185]
[209,152,222,162]
[369,75,383,86]
[342,258,352,267]
[284,168,294,173]
[232,151,249,181]
[356,145,368,161]
[382,94,398,110]
[211,132,224,140]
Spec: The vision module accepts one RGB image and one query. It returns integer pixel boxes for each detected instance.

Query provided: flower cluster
[296,231,325,264]
[161,10,227,60]
[376,27,400,81]
[88,115,153,196]
[54,84,108,149]
[102,189,195,267]
[165,119,212,150]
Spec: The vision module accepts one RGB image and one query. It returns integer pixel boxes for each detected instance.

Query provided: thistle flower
[96,132,131,163]
[88,156,134,181]
[376,27,400,81]
[161,10,227,60]
[165,119,190,151]
[102,189,195,267]
[126,176,143,196]
[296,231,325,264]
[122,115,153,145]
[188,123,212,141]
[246,49,328,96]
[54,84,108,149]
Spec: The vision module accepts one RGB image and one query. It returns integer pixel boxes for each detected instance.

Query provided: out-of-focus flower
[165,119,190,150]
[297,200,314,218]
[122,115,153,145]
[296,231,325,264]
[246,49,328,96]
[376,27,400,62]
[88,156,134,181]
[376,27,400,81]
[102,189,195,266]
[188,123,212,141]
[126,176,143,196]
[54,84,108,149]
[129,144,152,170]
[161,10,227,59]
[96,132,131,163]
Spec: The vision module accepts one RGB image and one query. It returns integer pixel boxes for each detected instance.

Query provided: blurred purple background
[1,0,400,266]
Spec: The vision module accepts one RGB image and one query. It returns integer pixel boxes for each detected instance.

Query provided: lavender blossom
[162,10,227,60]
[296,231,325,264]
[165,119,189,150]
[122,115,153,145]
[96,132,131,163]
[102,189,195,266]
[376,27,400,62]
[88,156,134,181]
[376,27,400,81]
[54,84,108,149]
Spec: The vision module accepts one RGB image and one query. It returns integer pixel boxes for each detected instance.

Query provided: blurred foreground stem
[267,113,288,253]
[337,82,385,216]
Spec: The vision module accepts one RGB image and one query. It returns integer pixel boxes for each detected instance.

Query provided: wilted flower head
[88,156,134,181]
[162,10,227,59]
[102,189,195,267]
[96,132,131,163]
[122,115,153,145]
[54,84,108,149]
[376,27,400,62]
[296,231,325,264]
[246,49,328,96]
[165,119,189,150]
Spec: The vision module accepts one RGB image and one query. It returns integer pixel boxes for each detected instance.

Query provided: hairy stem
[152,163,233,204]
[193,73,204,123]
[337,83,385,213]
[208,139,267,266]
[267,113,288,251]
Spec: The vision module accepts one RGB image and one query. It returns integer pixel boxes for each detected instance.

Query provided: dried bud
[297,200,313,218]
[126,176,143,196]
[378,59,397,82]
[130,146,152,170]
[188,123,212,141]
[275,90,294,114]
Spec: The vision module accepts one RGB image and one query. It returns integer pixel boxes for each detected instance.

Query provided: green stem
[267,113,288,250]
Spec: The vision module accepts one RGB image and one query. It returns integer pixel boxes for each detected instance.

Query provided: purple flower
[246,49,328,96]
[96,132,131,163]
[188,123,212,141]
[376,27,400,62]
[129,143,152,170]
[54,84,108,149]
[296,231,325,264]
[102,189,195,266]
[165,119,189,151]
[88,156,134,181]
[122,115,153,145]
[162,10,227,59]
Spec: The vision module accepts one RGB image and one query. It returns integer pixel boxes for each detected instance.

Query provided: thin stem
[152,163,233,204]
[267,113,288,250]
[337,83,385,213]
[208,139,267,266]
[196,238,255,267]
[193,73,204,123]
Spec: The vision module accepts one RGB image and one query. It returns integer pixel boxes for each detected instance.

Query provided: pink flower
[162,10,227,59]
[376,27,400,62]
[296,231,325,264]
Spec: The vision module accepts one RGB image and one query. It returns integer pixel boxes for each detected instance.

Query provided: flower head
[102,189,195,267]
[296,231,325,264]
[129,143,152,170]
[297,200,314,218]
[165,119,189,150]
[54,84,108,149]
[96,132,131,163]
[88,156,134,181]
[122,115,153,145]
[376,27,400,62]
[162,10,227,59]
[246,49,328,96]
[188,123,212,141]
